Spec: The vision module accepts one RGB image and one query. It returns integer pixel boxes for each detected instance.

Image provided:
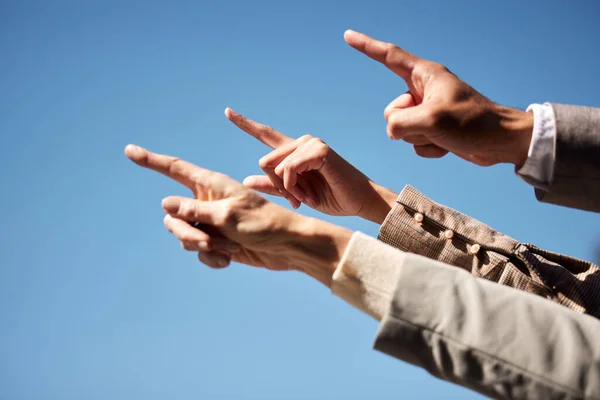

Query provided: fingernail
[260,160,275,169]
[161,197,180,212]
[124,144,143,157]
[198,241,209,251]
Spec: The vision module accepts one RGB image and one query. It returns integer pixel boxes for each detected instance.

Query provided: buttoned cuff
[516,103,556,191]
[377,185,558,300]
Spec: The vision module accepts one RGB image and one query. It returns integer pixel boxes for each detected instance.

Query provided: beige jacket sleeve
[379,185,600,319]
[332,232,600,399]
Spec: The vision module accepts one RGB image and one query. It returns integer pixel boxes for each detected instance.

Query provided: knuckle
[258,157,270,169]
[309,136,324,146]
[384,42,398,52]
[414,61,441,78]
[218,200,238,226]
[439,64,451,74]
[179,201,196,219]
[388,111,403,128]
[429,61,449,74]
[384,43,404,65]
[386,124,400,140]
[426,107,456,131]
[312,138,330,156]
[179,231,195,242]
[421,107,438,128]
[298,134,313,142]
[384,106,394,121]
[273,167,284,179]
[168,158,185,176]
[189,170,209,186]
[284,160,295,171]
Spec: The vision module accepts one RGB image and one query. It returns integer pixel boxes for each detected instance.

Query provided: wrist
[285,214,353,287]
[358,182,398,225]
[495,105,534,167]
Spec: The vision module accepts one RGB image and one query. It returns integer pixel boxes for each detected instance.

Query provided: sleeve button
[469,244,481,254]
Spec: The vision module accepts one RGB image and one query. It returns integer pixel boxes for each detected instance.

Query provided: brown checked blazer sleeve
[535,103,600,213]
[379,185,600,318]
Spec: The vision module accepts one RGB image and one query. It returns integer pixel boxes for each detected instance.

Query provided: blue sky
[1,1,600,399]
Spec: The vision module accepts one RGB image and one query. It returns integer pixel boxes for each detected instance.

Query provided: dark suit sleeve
[535,104,600,213]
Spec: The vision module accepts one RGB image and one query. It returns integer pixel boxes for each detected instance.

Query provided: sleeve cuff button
[469,244,481,254]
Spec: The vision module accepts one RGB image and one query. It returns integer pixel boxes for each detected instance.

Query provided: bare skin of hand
[225,108,397,224]
[124,144,351,286]
[344,30,534,168]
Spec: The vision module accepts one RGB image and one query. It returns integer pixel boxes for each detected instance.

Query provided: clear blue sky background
[2,1,600,399]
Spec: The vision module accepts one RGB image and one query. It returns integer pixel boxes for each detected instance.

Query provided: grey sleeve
[332,233,600,399]
[375,252,600,399]
[535,103,600,213]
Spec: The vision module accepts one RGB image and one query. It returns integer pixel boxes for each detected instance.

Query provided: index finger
[124,144,206,189]
[343,30,418,81]
[225,107,293,149]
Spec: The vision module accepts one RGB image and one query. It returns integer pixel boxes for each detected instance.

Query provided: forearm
[357,182,398,225]
[492,104,534,167]
[285,214,353,287]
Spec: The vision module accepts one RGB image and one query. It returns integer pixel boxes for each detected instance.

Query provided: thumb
[386,104,436,140]
[162,196,221,224]
[243,175,282,197]
[384,91,416,120]
[344,30,418,81]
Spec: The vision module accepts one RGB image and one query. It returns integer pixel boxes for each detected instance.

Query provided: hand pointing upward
[344,30,533,168]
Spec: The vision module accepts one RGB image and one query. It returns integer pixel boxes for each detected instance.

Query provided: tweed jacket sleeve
[378,185,600,318]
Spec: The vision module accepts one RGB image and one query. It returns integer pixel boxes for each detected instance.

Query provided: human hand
[225,108,397,224]
[124,145,351,286]
[344,30,534,167]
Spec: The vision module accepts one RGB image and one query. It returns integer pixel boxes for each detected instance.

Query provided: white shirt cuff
[516,103,556,191]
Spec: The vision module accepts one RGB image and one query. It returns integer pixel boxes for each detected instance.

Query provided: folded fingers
[163,214,241,253]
